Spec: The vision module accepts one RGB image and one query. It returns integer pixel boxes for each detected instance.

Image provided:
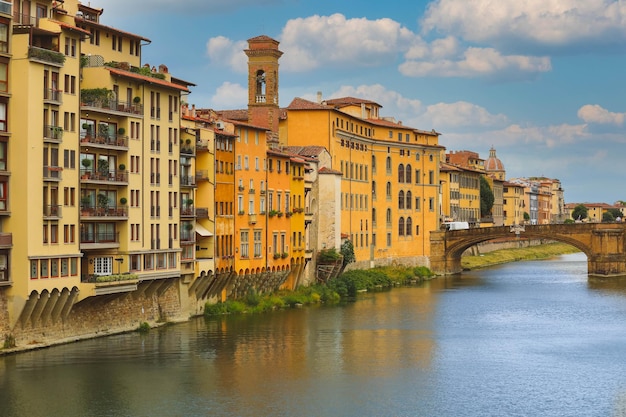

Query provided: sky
[100,0,626,204]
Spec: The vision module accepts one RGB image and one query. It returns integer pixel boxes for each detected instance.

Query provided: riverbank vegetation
[204,265,434,316]
[205,243,579,317]
[461,242,580,270]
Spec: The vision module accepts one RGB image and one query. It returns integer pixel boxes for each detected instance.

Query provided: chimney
[317,91,322,104]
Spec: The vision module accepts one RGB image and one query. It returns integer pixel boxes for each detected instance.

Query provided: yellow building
[503,181,525,226]
[280,95,443,268]
[3,0,196,344]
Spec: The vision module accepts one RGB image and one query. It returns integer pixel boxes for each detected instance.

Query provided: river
[2,252,626,417]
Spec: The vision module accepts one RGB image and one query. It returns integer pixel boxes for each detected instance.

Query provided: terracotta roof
[74,17,151,42]
[215,109,248,121]
[284,145,328,157]
[324,96,382,108]
[319,167,342,175]
[106,67,189,92]
[52,20,91,36]
[286,97,328,110]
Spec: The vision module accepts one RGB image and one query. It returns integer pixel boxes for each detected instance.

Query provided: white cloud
[419,101,509,129]
[206,37,248,73]
[577,104,626,125]
[400,46,551,78]
[209,82,248,108]
[421,0,626,52]
[279,13,416,72]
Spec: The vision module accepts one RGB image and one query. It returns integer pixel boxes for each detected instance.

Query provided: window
[0,60,7,93]
[386,182,392,199]
[254,230,262,258]
[399,217,405,236]
[398,191,405,209]
[94,257,113,275]
[398,164,405,183]
[406,190,412,209]
[386,157,392,174]
[0,100,6,131]
[406,217,413,235]
[405,165,412,183]
[0,21,8,53]
[240,230,249,258]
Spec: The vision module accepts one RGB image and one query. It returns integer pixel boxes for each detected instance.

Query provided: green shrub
[137,322,150,333]
[3,334,15,349]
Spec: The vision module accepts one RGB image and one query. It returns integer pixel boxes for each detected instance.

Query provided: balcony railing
[43,204,62,218]
[80,231,120,244]
[28,46,66,66]
[80,205,128,218]
[43,166,62,181]
[80,132,129,148]
[44,125,63,142]
[80,169,128,183]
[195,170,208,181]
[0,232,11,248]
[180,232,195,244]
[181,206,195,216]
[196,208,209,218]
[180,176,196,187]
[81,99,143,115]
[43,88,62,104]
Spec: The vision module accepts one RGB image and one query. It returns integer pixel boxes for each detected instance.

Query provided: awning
[195,223,213,237]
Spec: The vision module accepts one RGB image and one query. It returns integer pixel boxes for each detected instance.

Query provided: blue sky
[102,0,626,204]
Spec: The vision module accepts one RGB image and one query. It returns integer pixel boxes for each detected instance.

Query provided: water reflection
[2,252,626,416]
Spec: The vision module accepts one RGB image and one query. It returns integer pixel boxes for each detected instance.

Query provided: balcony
[195,170,209,182]
[195,207,209,219]
[43,88,62,105]
[305,211,313,225]
[43,166,62,182]
[80,205,128,219]
[28,46,66,67]
[0,233,11,248]
[180,176,196,187]
[81,99,143,116]
[181,205,195,217]
[44,125,63,143]
[80,169,128,184]
[80,132,129,150]
[180,232,195,245]
[43,204,62,219]
[13,11,35,25]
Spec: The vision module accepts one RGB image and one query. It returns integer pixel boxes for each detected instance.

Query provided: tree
[571,204,588,221]
[602,212,615,222]
[340,239,356,269]
[480,176,494,218]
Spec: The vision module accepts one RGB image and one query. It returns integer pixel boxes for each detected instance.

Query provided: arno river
[2,252,626,417]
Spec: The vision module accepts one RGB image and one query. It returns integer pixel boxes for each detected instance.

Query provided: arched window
[372,181,376,197]
[398,163,405,183]
[372,208,377,225]
[386,208,392,225]
[398,217,405,236]
[398,190,405,209]
[372,155,377,173]
[405,164,412,183]
[386,182,392,198]
[386,156,392,174]
[406,190,412,209]
[406,217,413,235]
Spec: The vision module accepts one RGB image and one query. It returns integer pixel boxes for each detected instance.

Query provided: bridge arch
[430,223,626,277]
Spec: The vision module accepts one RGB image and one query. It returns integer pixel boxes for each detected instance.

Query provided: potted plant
[81,195,92,215]
[117,127,125,135]
[238,210,245,215]
[133,96,141,104]
[281,252,288,259]
[97,159,109,179]
[81,159,92,178]
[97,193,109,214]
[119,197,127,205]
[273,253,280,259]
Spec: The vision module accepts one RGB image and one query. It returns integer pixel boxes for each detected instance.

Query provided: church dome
[485,146,504,171]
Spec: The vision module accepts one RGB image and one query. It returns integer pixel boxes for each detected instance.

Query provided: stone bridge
[430,223,626,277]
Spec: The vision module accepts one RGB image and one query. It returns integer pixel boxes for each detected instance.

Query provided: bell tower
[244,35,283,139]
